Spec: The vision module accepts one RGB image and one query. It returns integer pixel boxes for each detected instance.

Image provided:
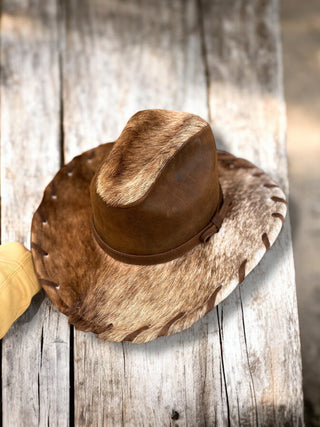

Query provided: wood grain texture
[0,1,70,426]
[61,0,303,425]
[61,1,222,425]
[0,0,304,425]
[202,0,304,423]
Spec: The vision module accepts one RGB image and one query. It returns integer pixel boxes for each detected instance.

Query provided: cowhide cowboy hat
[31,109,287,344]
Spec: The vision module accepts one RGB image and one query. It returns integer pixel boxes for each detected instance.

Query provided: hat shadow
[287,194,300,245]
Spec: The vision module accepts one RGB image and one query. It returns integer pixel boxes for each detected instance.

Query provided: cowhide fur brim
[31,144,287,344]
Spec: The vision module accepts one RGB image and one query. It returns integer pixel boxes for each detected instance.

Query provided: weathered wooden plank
[202,0,304,424]
[0,1,70,426]
[62,0,229,425]
[61,0,303,425]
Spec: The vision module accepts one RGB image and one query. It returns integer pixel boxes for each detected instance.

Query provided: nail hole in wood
[171,410,179,420]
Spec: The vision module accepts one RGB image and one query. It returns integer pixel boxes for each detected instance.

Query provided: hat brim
[31,143,287,343]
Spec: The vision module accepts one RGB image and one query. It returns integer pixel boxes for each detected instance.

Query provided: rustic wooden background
[0,0,304,425]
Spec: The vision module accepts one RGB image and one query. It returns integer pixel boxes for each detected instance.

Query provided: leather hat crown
[90,110,229,265]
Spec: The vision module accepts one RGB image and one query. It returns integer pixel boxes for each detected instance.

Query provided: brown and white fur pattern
[31,113,287,344]
[97,110,207,206]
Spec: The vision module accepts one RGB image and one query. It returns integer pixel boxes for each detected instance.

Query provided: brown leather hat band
[91,187,231,266]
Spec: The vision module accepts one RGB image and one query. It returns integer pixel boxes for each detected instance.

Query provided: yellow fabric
[0,242,41,339]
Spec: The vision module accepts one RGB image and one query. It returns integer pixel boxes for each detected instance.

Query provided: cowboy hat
[31,110,287,343]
